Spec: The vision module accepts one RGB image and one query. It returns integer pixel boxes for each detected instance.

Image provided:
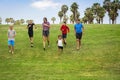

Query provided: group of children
[8,19,84,54]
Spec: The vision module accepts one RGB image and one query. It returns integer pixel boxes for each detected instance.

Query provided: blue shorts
[8,40,15,46]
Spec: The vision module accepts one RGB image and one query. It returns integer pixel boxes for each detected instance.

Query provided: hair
[43,17,47,22]
[58,35,62,38]
[64,21,66,24]
[77,19,80,21]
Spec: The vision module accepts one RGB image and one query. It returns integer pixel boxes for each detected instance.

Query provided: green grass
[0,24,120,80]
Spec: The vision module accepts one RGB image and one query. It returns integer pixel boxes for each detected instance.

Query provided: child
[27,20,36,47]
[60,22,70,46]
[8,24,16,54]
[57,35,63,52]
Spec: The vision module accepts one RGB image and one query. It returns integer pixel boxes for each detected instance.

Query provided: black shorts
[62,34,67,39]
[76,32,82,39]
[58,46,63,50]
[43,30,49,37]
[28,31,33,37]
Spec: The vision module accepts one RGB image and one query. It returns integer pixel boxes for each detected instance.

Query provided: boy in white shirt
[57,35,63,52]
[8,25,16,54]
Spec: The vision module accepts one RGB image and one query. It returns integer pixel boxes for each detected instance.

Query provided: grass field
[0,24,120,80]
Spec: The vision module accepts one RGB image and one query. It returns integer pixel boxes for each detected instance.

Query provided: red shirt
[60,25,70,34]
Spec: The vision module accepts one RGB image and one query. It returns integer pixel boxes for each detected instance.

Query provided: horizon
[0,0,120,24]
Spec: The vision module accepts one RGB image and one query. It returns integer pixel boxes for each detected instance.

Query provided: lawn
[0,24,120,80]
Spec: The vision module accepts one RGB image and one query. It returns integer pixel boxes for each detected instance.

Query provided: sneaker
[12,51,14,54]
[9,50,11,53]
[31,44,34,47]
[48,45,50,47]
[43,48,46,51]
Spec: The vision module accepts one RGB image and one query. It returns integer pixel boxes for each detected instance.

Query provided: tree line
[58,0,120,24]
[0,0,120,24]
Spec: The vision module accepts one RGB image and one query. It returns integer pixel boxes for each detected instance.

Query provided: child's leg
[8,40,11,52]
[43,36,46,50]
[12,46,14,54]
[8,45,11,52]
[76,39,80,50]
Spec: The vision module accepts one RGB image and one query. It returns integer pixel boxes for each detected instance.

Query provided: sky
[0,0,120,24]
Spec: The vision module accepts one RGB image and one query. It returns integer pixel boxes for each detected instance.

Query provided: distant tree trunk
[109,18,111,24]
[112,19,115,24]
[101,18,103,24]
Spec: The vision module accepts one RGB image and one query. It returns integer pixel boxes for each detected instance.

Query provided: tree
[0,17,2,24]
[70,14,74,24]
[98,7,106,24]
[82,16,88,24]
[61,5,68,22]
[103,0,112,24]
[9,18,14,23]
[71,2,79,23]
[92,3,106,24]
[26,20,29,24]
[63,15,69,23]
[92,3,101,24]
[61,5,68,16]
[14,20,21,25]
[109,0,120,24]
[84,8,94,24]
[5,18,10,24]
[58,11,63,23]
[20,19,25,24]
[51,17,56,24]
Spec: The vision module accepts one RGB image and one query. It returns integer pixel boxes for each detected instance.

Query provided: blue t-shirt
[74,23,83,33]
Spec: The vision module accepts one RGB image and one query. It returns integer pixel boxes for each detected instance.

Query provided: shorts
[28,31,33,37]
[62,34,67,39]
[58,46,63,50]
[8,40,15,46]
[76,32,82,39]
[43,30,49,37]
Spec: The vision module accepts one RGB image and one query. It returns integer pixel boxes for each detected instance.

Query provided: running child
[60,22,70,46]
[27,20,36,47]
[8,24,16,54]
[57,35,63,52]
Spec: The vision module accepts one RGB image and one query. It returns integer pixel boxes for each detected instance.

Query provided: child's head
[29,20,33,24]
[76,19,80,23]
[58,35,62,39]
[63,22,66,25]
[9,24,14,30]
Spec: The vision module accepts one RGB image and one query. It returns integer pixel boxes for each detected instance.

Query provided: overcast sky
[0,0,120,24]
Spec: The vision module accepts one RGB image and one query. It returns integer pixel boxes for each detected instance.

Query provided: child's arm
[43,23,50,28]
[67,26,70,33]
[34,24,37,29]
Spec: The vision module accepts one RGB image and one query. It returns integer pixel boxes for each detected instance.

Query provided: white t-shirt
[58,39,63,47]
[8,29,16,40]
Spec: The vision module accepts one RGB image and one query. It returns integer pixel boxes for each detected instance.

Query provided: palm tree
[26,20,29,24]
[63,15,69,23]
[51,17,56,24]
[61,5,68,16]
[58,11,63,23]
[82,16,88,24]
[92,3,101,24]
[70,14,74,24]
[109,0,120,24]
[9,18,14,23]
[5,18,10,24]
[0,17,2,24]
[98,7,106,24]
[20,19,25,24]
[71,2,79,22]
[92,3,106,24]
[103,0,112,24]
[84,8,94,24]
